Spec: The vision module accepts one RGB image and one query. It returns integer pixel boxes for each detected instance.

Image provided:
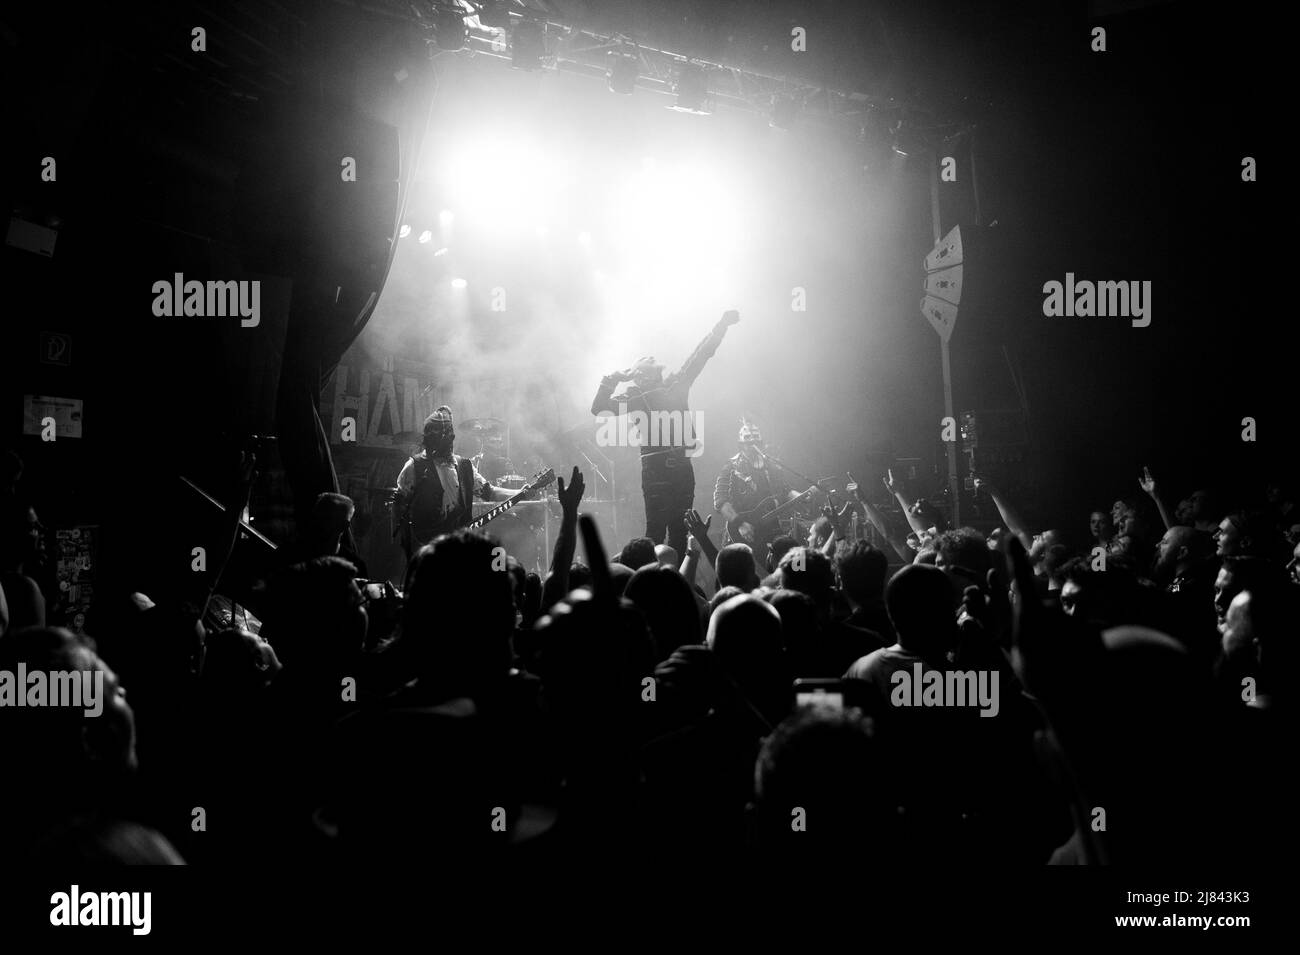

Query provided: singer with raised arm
[591,309,739,555]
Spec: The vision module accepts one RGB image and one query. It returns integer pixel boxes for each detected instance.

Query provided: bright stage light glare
[437,136,559,228]
[439,209,454,225]
[451,277,468,289]
[594,156,748,326]
[433,247,449,256]
[417,230,433,243]
[398,224,411,238]
[578,231,592,247]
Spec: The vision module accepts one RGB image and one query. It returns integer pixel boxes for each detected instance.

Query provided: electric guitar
[394,467,556,555]
[465,468,555,532]
[724,484,822,547]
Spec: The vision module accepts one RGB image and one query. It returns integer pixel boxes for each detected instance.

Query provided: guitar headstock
[526,468,556,493]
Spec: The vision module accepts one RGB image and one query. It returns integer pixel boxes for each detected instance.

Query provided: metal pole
[930,156,961,528]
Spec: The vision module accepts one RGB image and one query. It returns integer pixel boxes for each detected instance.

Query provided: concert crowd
[0,443,1292,867]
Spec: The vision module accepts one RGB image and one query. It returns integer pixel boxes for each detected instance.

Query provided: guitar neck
[753,486,816,521]
[466,490,530,530]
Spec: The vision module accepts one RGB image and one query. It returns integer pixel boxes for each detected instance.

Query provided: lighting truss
[387,0,955,135]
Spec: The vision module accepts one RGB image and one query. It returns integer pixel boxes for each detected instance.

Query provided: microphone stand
[577,447,607,485]
[754,446,825,494]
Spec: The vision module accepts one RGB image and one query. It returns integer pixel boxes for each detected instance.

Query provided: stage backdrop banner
[320,352,538,451]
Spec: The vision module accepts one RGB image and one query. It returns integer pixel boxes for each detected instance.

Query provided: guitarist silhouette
[714,419,824,552]
[393,406,534,558]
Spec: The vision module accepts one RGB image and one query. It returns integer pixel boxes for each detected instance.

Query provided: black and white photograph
[0,0,1282,937]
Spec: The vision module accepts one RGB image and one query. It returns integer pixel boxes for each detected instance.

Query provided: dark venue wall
[1,3,421,602]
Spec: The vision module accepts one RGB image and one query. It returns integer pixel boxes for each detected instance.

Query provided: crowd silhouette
[1,448,1292,866]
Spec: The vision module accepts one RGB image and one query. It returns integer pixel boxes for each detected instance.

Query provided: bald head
[655,544,679,568]
[1155,525,1213,580]
[716,543,759,591]
[707,594,783,668]
[706,594,789,722]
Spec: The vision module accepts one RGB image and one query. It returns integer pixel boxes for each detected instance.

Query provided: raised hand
[578,514,613,602]
[720,309,740,326]
[1138,466,1156,496]
[1003,535,1041,652]
[883,468,901,496]
[557,466,585,517]
[684,508,712,541]
[535,515,618,624]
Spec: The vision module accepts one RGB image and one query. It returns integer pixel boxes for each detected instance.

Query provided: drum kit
[462,417,554,571]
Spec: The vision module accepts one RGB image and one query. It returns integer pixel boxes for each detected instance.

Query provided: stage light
[891,118,926,159]
[476,0,512,30]
[669,64,712,114]
[770,95,799,130]
[511,20,545,70]
[608,53,639,94]
[399,224,411,238]
[432,5,468,51]
[418,230,433,243]
[858,108,893,172]
[451,277,468,289]
[578,230,592,247]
